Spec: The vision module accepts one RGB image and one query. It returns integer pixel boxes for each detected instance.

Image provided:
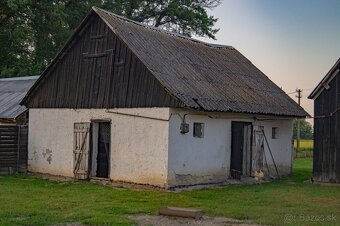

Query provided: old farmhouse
[308,58,340,183]
[21,7,307,189]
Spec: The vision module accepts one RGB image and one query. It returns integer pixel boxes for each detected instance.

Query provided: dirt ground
[29,172,271,192]
[128,215,260,226]
[28,172,165,191]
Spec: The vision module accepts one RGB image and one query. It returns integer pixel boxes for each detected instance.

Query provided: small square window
[193,123,204,138]
[272,127,278,139]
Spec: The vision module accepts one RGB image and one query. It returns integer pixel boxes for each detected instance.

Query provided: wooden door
[96,122,110,178]
[252,126,265,174]
[73,123,90,179]
[230,122,252,179]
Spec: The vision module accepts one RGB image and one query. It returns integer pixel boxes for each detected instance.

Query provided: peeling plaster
[42,149,52,164]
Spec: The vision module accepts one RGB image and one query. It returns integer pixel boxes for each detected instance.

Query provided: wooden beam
[159,206,203,220]
[83,52,108,58]
[90,34,105,40]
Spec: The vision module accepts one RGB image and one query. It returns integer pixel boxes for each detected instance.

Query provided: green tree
[293,119,313,140]
[103,0,221,38]
[0,0,221,78]
[0,1,35,77]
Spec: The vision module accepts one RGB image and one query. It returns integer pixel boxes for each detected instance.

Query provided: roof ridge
[92,6,233,50]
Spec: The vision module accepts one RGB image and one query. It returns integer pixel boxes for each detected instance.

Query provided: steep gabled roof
[23,7,307,117]
[308,58,340,100]
[93,7,306,117]
[0,76,38,119]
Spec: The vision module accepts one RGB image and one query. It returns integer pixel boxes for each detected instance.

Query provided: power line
[286,88,312,95]
[287,91,298,95]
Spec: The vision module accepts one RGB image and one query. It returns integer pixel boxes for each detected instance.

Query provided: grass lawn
[0,158,339,226]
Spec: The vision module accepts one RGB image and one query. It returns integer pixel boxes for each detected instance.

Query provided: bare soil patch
[129,214,260,226]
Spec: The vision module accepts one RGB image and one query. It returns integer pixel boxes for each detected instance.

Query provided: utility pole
[296,89,302,156]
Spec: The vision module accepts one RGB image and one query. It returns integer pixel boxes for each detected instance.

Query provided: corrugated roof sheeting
[95,8,307,117]
[0,77,38,119]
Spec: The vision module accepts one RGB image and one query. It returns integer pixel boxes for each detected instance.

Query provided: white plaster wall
[168,110,231,187]
[253,119,294,176]
[168,108,294,187]
[28,108,169,187]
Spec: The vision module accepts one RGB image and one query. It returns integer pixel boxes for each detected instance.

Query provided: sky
[198,0,340,123]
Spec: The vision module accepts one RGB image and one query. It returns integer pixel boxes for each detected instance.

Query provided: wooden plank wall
[26,14,183,109]
[0,125,28,174]
[314,64,340,183]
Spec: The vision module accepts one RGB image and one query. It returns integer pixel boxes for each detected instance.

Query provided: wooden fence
[0,125,28,174]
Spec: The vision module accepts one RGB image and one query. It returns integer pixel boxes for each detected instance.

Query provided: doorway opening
[90,121,111,178]
[230,121,252,179]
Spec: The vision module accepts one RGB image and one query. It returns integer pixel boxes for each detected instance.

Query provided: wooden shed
[21,7,307,188]
[0,76,37,174]
[308,58,340,183]
[0,76,38,125]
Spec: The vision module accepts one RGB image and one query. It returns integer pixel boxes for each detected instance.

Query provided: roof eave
[308,58,340,100]
[0,118,17,123]
[185,105,309,118]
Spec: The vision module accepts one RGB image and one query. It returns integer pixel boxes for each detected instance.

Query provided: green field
[294,140,314,149]
[294,140,313,157]
[0,158,339,226]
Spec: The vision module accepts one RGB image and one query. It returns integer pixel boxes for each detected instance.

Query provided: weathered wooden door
[252,126,265,174]
[230,122,252,179]
[73,123,90,179]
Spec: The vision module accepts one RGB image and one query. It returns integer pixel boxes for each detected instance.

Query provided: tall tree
[102,0,220,38]
[0,1,36,77]
[293,119,313,140]
[0,0,221,78]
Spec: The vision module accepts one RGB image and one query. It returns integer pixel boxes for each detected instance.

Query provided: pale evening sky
[198,0,340,123]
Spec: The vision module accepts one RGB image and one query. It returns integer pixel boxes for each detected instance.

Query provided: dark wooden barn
[308,58,340,183]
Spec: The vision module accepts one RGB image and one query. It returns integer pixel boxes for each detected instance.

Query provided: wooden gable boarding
[24,14,182,109]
